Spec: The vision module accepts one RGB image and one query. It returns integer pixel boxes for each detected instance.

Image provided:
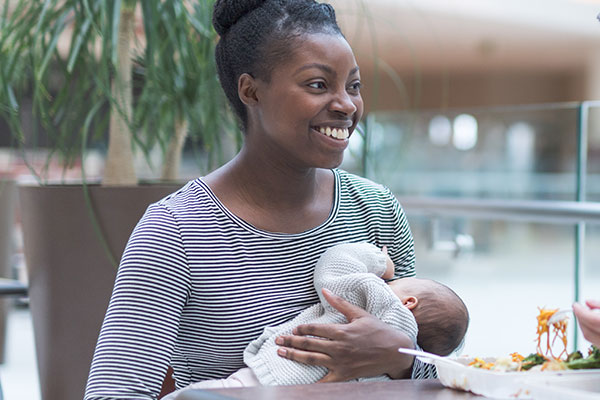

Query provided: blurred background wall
[331,0,600,111]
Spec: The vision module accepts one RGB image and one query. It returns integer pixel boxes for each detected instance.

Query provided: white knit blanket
[244,242,418,385]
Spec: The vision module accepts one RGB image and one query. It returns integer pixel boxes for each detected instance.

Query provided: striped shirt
[84,169,433,400]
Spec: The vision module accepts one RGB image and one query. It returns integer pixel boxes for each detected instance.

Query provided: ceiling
[329,0,600,73]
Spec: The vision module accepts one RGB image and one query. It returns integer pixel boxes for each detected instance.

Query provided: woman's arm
[85,204,191,399]
[275,289,416,381]
[386,192,416,279]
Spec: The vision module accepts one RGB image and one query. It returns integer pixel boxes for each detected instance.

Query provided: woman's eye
[308,81,326,90]
[348,82,362,93]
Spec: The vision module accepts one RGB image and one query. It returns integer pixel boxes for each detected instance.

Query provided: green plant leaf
[36,10,69,81]
[67,5,96,73]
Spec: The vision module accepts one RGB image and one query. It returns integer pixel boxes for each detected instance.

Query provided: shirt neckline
[196,169,341,239]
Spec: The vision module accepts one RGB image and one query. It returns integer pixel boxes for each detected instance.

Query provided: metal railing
[364,101,600,350]
[398,195,600,350]
[398,197,600,225]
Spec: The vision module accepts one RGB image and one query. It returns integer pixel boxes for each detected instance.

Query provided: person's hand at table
[274,288,415,382]
[573,299,600,347]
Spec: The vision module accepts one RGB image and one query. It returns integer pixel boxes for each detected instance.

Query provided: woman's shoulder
[147,178,215,217]
[335,169,395,200]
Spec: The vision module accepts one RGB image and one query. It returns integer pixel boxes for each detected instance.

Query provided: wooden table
[175,379,479,399]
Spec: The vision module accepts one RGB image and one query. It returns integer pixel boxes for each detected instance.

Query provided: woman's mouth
[313,126,350,140]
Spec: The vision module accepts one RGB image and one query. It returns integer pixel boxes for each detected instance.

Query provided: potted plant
[0,1,236,399]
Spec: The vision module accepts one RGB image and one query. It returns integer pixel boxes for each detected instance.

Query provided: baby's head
[388,277,469,356]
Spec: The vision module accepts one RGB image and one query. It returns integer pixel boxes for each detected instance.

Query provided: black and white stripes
[84,169,422,400]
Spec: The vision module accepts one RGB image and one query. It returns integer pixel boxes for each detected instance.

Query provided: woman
[85,1,433,398]
[573,300,600,347]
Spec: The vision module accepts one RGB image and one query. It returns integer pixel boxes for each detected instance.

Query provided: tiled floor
[0,307,40,400]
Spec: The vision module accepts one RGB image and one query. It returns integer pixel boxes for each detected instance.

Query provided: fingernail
[275,337,283,345]
[277,348,287,356]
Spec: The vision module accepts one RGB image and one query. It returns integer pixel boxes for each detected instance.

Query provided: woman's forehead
[278,33,358,76]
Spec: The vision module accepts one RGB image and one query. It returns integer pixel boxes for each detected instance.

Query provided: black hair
[412,279,470,356]
[212,0,343,130]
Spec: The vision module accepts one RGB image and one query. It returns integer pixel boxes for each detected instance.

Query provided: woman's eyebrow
[293,63,360,77]
[294,63,335,76]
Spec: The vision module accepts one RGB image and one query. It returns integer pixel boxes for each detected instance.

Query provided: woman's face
[250,33,364,169]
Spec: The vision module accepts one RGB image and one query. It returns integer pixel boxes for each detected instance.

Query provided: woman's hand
[573,299,600,348]
[274,288,415,382]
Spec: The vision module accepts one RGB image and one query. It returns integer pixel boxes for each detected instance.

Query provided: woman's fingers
[578,320,600,345]
[317,371,339,383]
[291,321,344,340]
[573,302,600,346]
[276,345,333,367]
[585,299,600,310]
[574,302,600,324]
[276,331,337,353]
[275,288,416,381]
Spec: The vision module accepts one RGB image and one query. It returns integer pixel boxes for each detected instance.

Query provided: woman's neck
[222,149,324,208]
[203,148,335,233]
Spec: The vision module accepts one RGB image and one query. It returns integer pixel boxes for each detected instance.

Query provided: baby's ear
[402,295,419,310]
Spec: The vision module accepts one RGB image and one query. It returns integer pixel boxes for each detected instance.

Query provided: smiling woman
[84,1,434,399]
[238,32,362,172]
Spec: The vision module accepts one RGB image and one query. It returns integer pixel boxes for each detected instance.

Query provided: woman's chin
[319,157,344,170]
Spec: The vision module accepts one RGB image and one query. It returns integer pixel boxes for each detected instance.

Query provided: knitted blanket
[244,242,418,385]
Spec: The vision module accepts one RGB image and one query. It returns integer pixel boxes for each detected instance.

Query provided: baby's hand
[381,246,395,280]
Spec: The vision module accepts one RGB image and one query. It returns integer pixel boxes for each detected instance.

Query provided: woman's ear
[402,295,418,310]
[238,73,259,106]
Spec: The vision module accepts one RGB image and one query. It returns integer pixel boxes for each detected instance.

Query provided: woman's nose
[330,90,358,116]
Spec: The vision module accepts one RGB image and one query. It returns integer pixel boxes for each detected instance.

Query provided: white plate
[397,349,600,399]
[435,356,600,399]
[526,374,600,400]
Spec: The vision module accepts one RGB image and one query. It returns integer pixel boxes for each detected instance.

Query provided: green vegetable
[566,346,600,370]
[566,350,583,362]
[521,353,546,370]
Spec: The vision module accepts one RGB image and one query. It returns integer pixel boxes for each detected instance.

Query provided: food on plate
[535,307,568,359]
[472,346,600,372]
[520,353,546,371]
[564,346,600,369]
[467,307,600,372]
[468,357,495,370]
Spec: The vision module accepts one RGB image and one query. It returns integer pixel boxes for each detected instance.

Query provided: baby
[165,242,469,397]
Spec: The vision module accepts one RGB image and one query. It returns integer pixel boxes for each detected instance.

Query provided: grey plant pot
[19,183,181,400]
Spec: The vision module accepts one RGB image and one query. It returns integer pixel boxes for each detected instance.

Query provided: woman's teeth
[317,126,349,140]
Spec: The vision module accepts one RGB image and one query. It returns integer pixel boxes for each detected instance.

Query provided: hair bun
[213,0,268,36]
